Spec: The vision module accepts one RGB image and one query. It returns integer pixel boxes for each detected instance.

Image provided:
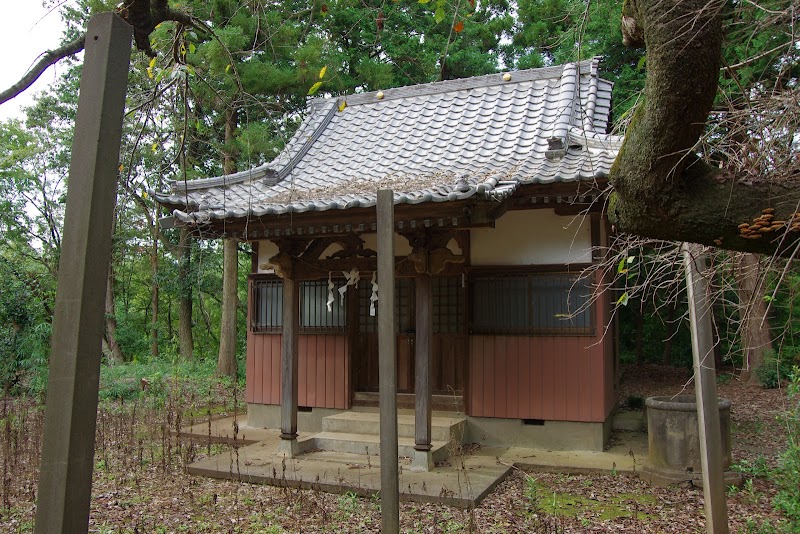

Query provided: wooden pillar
[683,243,729,534]
[377,190,399,533]
[34,13,132,534]
[414,274,433,453]
[280,276,299,443]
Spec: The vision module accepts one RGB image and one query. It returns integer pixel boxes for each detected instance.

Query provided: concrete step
[321,411,466,443]
[311,431,451,464]
[613,410,646,432]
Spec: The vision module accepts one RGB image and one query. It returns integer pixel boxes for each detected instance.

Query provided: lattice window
[433,276,463,334]
[470,272,593,335]
[358,278,414,334]
[252,279,283,333]
[300,280,347,332]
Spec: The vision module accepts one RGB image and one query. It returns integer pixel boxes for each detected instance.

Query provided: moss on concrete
[538,490,656,521]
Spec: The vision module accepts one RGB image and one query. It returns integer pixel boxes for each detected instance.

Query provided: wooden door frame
[350,275,467,398]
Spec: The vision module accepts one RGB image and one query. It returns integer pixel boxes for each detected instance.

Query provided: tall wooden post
[279,275,300,456]
[413,274,434,471]
[34,13,132,534]
[684,243,729,534]
[377,190,399,533]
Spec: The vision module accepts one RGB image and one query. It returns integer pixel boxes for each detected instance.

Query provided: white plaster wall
[256,240,279,273]
[319,243,344,259]
[470,209,592,265]
[256,233,463,273]
[361,233,413,256]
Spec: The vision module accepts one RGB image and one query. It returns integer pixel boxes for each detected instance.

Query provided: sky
[0,2,68,121]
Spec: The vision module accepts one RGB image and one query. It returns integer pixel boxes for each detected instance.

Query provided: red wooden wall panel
[267,336,281,404]
[466,268,617,423]
[246,281,255,404]
[245,330,256,404]
[248,334,351,410]
[467,331,613,423]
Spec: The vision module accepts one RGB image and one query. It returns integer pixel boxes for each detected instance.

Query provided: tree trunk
[735,253,773,384]
[216,106,239,379]
[150,232,159,360]
[178,226,194,360]
[609,0,800,257]
[104,267,125,364]
[217,238,238,378]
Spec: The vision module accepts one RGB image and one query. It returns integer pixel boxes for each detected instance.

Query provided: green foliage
[0,255,54,398]
[743,517,779,534]
[733,455,771,478]
[727,371,800,532]
[512,0,645,120]
[756,350,796,389]
[98,358,237,405]
[773,369,800,529]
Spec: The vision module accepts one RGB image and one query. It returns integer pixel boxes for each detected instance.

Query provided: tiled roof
[154,59,623,225]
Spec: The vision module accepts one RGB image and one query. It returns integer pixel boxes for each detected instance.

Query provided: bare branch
[0,36,86,106]
[0,0,203,108]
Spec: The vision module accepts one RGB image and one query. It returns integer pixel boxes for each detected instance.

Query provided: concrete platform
[181,415,648,508]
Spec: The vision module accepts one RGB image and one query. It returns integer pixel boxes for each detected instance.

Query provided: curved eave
[168,166,611,230]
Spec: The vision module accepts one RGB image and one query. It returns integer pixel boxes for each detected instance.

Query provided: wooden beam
[280,276,299,441]
[414,274,433,452]
[251,241,259,273]
[262,256,466,281]
[683,243,729,534]
[377,189,399,533]
[34,13,132,534]
[167,192,538,238]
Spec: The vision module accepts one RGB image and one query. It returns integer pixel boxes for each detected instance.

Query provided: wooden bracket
[403,229,464,275]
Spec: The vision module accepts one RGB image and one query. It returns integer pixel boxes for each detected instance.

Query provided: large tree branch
[119,0,197,57]
[608,0,800,256]
[0,0,199,107]
[0,36,86,106]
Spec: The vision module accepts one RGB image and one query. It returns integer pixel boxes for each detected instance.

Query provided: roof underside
[154,59,623,230]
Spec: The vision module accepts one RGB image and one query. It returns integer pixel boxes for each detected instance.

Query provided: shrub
[626,395,645,410]
[756,351,792,389]
[773,367,800,529]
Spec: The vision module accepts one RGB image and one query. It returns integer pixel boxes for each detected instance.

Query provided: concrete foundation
[248,404,344,432]
[463,415,612,452]
[277,436,315,458]
[248,403,613,452]
[181,416,646,508]
[411,450,435,472]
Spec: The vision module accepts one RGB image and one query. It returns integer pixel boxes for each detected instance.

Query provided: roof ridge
[169,100,339,193]
[328,58,600,108]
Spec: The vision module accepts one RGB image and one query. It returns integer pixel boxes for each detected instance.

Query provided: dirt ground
[0,364,790,533]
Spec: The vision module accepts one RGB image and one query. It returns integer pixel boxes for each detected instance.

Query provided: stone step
[321,411,466,443]
[311,431,451,464]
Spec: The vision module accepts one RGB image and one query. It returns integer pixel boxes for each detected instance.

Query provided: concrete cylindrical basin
[642,395,740,487]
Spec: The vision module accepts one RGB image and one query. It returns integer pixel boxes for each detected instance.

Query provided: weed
[334,491,360,521]
[742,478,760,503]
[744,517,778,533]
[733,455,771,478]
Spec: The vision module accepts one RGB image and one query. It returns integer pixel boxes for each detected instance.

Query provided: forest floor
[0,364,791,533]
